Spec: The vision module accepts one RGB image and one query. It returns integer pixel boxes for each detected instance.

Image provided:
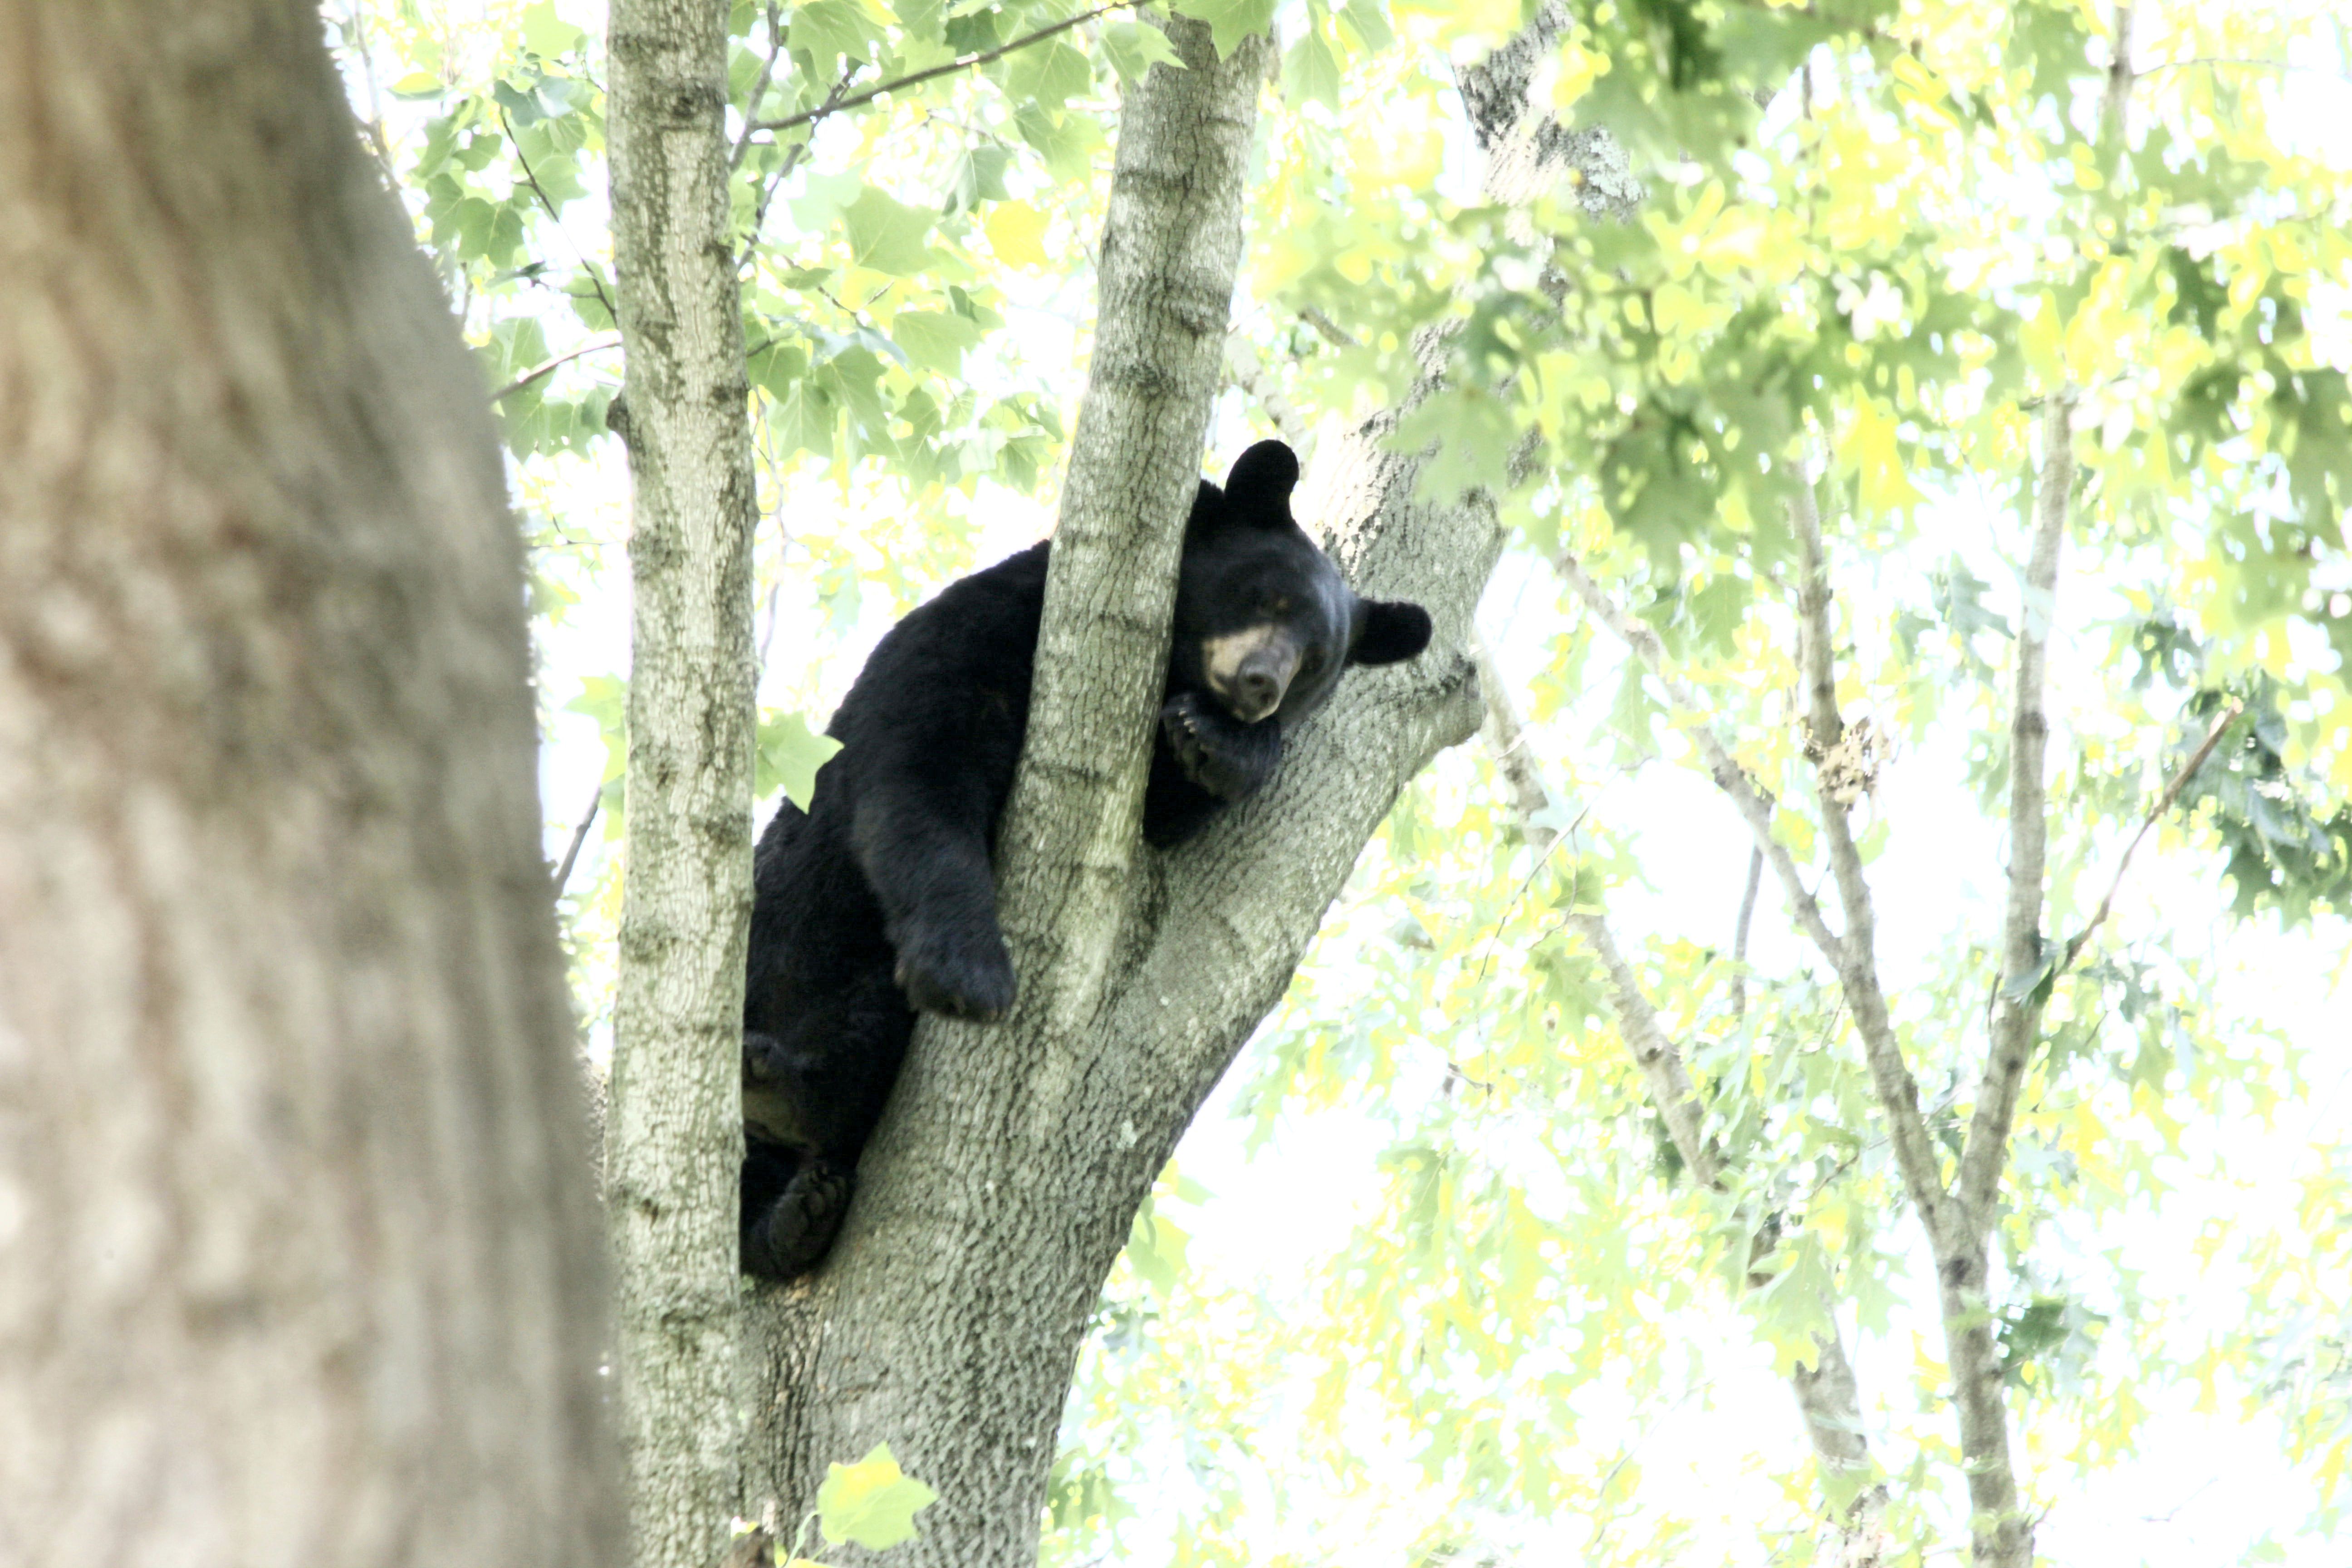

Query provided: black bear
[739,440,1433,1279]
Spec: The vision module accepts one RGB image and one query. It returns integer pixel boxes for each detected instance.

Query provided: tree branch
[1787,484,1958,1255]
[490,333,623,402]
[500,103,618,324]
[1552,547,1848,965]
[746,0,1144,137]
[2059,699,2241,971]
[551,780,604,893]
[1956,394,2073,1229]
[1730,846,1763,1019]
[729,3,786,171]
[736,64,857,275]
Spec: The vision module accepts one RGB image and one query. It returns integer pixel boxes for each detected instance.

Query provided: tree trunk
[0,6,621,1568]
[604,0,763,1564]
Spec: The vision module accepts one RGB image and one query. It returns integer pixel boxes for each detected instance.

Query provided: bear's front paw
[893,926,1017,1022]
[1161,692,1276,800]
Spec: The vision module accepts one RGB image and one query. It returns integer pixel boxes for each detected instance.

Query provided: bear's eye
[1266,594,1292,615]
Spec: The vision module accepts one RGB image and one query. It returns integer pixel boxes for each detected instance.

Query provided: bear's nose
[1237,667,1280,714]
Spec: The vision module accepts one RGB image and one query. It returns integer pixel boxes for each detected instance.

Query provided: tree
[0,5,621,1568]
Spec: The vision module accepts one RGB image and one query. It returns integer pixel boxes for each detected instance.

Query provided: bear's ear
[1349,599,1433,666]
[1220,440,1300,527]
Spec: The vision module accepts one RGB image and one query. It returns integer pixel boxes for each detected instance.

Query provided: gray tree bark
[0,6,622,1568]
[604,0,763,1564]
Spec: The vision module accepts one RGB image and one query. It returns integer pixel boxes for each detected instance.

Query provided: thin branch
[1571,911,1724,1185]
[1730,846,1762,1020]
[747,0,1145,137]
[489,333,624,402]
[2135,56,2352,83]
[2059,699,2240,972]
[551,781,603,894]
[1299,306,1358,350]
[737,64,858,275]
[730,2,787,171]
[343,1,403,193]
[1956,393,2073,1229]
[1553,547,1849,968]
[500,104,618,324]
[1787,483,1956,1254]
[2103,1,2136,137]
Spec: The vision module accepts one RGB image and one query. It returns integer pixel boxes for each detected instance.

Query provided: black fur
[739,441,1432,1278]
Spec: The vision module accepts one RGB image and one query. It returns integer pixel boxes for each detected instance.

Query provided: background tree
[0,5,621,1567]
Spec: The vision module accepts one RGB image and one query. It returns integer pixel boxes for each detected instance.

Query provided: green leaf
[1099,19,1186,83]
[519,0,584,58]
[1174,0,1278,58]
[1284,28,1343,110]
[840,186,937,276]
[892,310,980,374]
[815,1443,938,1550]
[788,171,865,232]
[790,0,880,76]
[1335,0,1392,52]
[757,710,843,813]
[1006,39,1093,111]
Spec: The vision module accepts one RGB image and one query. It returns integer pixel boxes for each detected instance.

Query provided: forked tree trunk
[603,0,764,1564]
[737,18,1503,1562]
[0,6,621,1568]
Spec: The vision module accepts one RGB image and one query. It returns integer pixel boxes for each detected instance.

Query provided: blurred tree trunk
[0,6,621,1568]
[603,0,761,1564]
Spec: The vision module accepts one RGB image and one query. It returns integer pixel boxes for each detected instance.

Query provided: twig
[500,104,618,324]
[1299,306,1357,350]
[489,333,624,402]
[2135,57,2352,83]
[343,2,402,192]
[1729,846,1762,1020]
[2059,700,2241,971]
[737,64,858,275]
[551,780,605,894]
[730,2,787,171]
[1553,546,1849,965]
[746,0,1145,137]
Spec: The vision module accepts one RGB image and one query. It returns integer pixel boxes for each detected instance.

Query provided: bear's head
[1171,439,1434,726]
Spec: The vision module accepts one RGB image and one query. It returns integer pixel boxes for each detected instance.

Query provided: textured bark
[605,1,761,1564]
[0,6,621,1568]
